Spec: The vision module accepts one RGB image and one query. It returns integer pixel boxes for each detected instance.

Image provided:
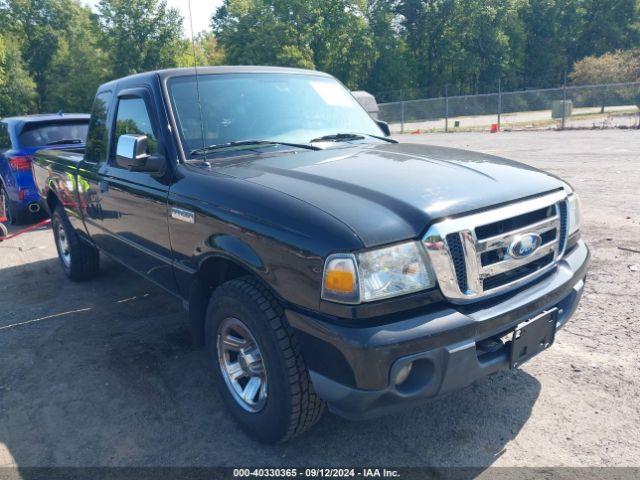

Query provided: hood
[210,142,565,247]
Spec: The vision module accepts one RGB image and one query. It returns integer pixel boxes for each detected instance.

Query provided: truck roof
[1,113,90,125]
[99,66,333,89]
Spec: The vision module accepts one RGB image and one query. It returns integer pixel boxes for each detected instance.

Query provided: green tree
[177,32,226,67]
[570,49,640,115]
[0,0,73,109]
[97,0,184,78]
[307,0,375,89]
[213,0,314,68]
[577,0,639,59]
[44,3,107,112]
[518,0,582,88]
[396,0,456,96]
[2,0,639,117]
[0,35,37,116]
[570,49,640,84]
[448,0,524,94]
[365,0,411,99]
[212,0,375,89]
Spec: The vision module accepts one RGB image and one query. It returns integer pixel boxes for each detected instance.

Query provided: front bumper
[286,240,589,420]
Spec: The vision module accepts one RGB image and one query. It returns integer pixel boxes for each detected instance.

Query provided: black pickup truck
[33,66,589,443]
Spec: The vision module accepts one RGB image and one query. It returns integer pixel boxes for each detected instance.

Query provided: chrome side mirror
[115,134,162,172]
[116,134,149,168]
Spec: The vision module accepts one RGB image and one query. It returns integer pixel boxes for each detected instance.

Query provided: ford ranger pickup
[32,66,589,443]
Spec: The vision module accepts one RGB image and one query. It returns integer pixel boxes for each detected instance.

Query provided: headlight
[567,193,581,236]
[322,241,436,304]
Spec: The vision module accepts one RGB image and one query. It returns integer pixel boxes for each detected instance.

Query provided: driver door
[82,87,177,293]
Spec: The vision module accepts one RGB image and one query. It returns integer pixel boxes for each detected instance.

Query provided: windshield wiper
[309,132,397,144]
[190,140,319,157]
[309,133,366,143]
[45,138,83,145]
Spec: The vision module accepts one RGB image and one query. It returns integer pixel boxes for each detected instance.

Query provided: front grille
[480,248,506,267]
[476,202,562,293]
[482,252,554,290]
[446,234,468,292]
[423,191,569,302]
[558,200,568,252]
[540,229,557,245]
[475,205,555,240]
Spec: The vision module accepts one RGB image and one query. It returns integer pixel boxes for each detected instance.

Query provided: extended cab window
[85,91,111,163]
[112,97,158,166]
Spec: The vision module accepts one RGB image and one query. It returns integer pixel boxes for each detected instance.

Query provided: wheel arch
[187,250,271,347]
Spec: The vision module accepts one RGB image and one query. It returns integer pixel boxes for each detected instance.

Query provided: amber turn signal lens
[325,269,355,293]
[321,255,359,304]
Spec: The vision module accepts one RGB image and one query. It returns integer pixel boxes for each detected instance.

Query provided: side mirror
[115,134,163,172]
[376,120,391,137]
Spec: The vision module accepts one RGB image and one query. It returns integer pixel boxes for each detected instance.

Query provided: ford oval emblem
[509,233,542,259]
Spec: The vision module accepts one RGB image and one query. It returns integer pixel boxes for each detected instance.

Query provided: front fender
[186,238,267,347]
[205,234,265,271]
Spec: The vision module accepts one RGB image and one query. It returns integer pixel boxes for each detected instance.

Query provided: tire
[205,277,325,443]
[1,184,16,225]
[51,204,100,281]
[0,185,33,225]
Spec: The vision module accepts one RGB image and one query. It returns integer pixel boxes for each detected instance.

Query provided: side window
[85,91,111,163]
[0,124,11,153]
[112,96,158,167]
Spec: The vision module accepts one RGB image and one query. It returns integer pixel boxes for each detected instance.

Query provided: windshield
[18,121,89,148]
[167,73,383,159]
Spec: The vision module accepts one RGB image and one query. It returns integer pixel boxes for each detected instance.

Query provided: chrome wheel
[55,222,71,268]
[217,317,268,413]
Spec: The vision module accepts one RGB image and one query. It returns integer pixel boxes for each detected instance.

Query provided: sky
[83,0,223,35]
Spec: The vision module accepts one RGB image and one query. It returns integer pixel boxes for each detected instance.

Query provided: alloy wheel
[217,317,268,413]
[55,222,72,268]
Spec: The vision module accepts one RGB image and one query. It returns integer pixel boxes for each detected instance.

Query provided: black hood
[210,142,566,247]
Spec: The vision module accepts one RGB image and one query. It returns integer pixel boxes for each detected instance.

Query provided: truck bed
[32,148,84,214]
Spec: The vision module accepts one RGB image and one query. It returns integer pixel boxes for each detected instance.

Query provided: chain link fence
[377,82,640,134]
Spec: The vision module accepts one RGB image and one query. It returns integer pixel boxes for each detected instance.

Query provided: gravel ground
[0,130,638,470]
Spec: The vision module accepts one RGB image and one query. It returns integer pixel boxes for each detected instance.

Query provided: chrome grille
[558,201,568,252]
[446,233,468,292]
[423,191,569,303]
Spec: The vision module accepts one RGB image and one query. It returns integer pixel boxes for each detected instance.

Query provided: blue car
[0,113,90,224]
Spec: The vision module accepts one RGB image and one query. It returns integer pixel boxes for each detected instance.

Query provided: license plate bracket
[510,308,558,369]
